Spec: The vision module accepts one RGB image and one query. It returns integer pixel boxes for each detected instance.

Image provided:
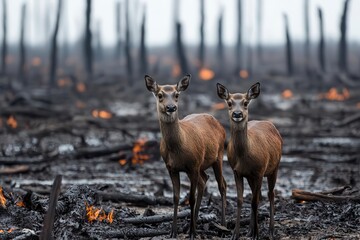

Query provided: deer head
[145,74,190,123]
[217,82,260,126]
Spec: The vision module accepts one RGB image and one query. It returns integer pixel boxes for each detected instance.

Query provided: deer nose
[166,105,177,112]
[232,111,243,118]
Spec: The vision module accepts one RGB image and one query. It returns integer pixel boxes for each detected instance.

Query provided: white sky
[3,0,360,47]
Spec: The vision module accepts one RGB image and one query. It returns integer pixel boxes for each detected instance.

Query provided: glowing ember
[85,202,114,223]
[57,78,72,87]
[16,200,25,207]
[320,87,350,101]
[171,64,181,78]
[119,138,150,166]
[212,102,226,111]
[118,159,127,166]
[0,228,13,233]
[32,57,42,66]
[92,110,113,119]
[239,70,249,79]
[0,187,6,208]
[7,116,17,129]
[198,68,215,81]
[282,89,293,99]
[76,82,86,93]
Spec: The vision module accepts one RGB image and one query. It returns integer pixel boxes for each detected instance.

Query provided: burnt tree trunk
[139,9,147,74]
[257,0,263,63]
[1,0,7,75]
[19,3,27,84]
[235,0,243,75]
[317,7,326,72]
[198,0,205,68]
[338,0,350,73]
[284,14,294,76]
[304,0,310,73]
[115,0,121,60]
[84,0,93,80]
[217,9,224,77]
[125,0,133,80]
[176,22,189,75]
[49,0,62,87]
[95,21,103,62]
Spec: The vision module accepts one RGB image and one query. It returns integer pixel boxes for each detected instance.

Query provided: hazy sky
[3,0,360,47]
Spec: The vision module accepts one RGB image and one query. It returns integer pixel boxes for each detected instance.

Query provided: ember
[198,68,215,81]
[31,57,42,66]
[239,69,249,79]
[7,115,18,129]
[320,87,350,101]
[0,187,6,208]
[76,82,86,93]
[57,77,72,87]
[85,202,114,223]
[282,89,293,99]
[171,64,181,77]
[119,138,150,166]
[92,110,113,119]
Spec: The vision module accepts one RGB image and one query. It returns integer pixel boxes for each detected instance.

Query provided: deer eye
[158,93,163,100]
[227,101,232,108]
[244,101,249,108]
[175,93,179,99]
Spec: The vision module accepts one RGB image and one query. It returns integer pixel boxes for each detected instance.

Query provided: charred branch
[97,191,172,206]
[317,7,326,72]
[123,209,190,224]
[139,8,148,74]
[284,14,294,76]
[292,188,360,203]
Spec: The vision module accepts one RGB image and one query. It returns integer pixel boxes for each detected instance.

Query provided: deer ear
[247,82,260,99]
[176,74,191,92]
[217,83,229,100]
[144,75,158,93]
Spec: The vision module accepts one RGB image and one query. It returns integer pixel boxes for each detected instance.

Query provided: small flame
[198,68,215,81]
[57,78,72,87]
[85,202,114,223]
[212,102,226,111]
[119,138,150,166]
[0,187,6,208]
[320,88,350,101]
[16,200,25,208]
[239,70,249,79]
[282,89,293,99]
[0,228,14,233]
[92,110,113,119]
[76,82,86,93]
[32,57,42,66]
[172,64,181,78]
[7,116,17,129]
[118,159,127,166]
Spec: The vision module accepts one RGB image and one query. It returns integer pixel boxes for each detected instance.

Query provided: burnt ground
[0,82,360,239]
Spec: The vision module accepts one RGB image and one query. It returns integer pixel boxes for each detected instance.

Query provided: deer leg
[169,171,180,238]
[231,171,244,240]
[195,171,208,223]
[247,177,262,240]
[267,171,278,240]
[188,171,199,240]
[213,159,227,226]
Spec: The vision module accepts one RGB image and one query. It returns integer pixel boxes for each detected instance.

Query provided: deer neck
[230,121,249,157]
[159,117,183,151]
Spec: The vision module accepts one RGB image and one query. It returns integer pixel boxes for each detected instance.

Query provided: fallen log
[0,156,48,165]
[123,209,190,224]
[97,191,173,206]
[75,143,132,159]
[291,188,360,203]
[0,165,29,174]
[91,227,168,238]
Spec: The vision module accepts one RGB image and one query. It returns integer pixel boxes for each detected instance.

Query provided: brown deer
[216,82,282,240]
[145,74,227,240]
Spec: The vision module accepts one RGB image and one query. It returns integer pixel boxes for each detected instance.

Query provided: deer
[145,74,227,240]
[216,82,282,240]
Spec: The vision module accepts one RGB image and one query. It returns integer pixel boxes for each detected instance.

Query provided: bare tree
[317,7,326,72]
[49,0,62,87]
[19,3,27,84]
[235,0,243,75]
[284,14,294,76]
[95,21,103,62]
[257,0,263,63]
[1,0,7,74]
[304,0,310,72]
[338,0,350,73]
[115,0,121,60]
[84,0,93,79]
[198,0,205,68]
[139,8,148,74]
[176,22,189,74]
[125,0,133,79]
[217,9,224,76]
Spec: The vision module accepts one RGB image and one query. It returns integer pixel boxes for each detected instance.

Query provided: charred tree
[284,14,294,76]
[235,0,243,75]
[115,0,121,60]
[1,0,7,74]
[84,0,93,80]
[304,0,310,72]
[217,9,224,76]
[19,3,27,84]
[139,9,148,74]
[317,7,326,72]
[198,0,205,68]
[125,0,133,79]
[176,22,189,75]
[62,0,69,66]
[257,0,263,63]
[49,0,62,87]
[338,0,350,73]
[95,21,103,62]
